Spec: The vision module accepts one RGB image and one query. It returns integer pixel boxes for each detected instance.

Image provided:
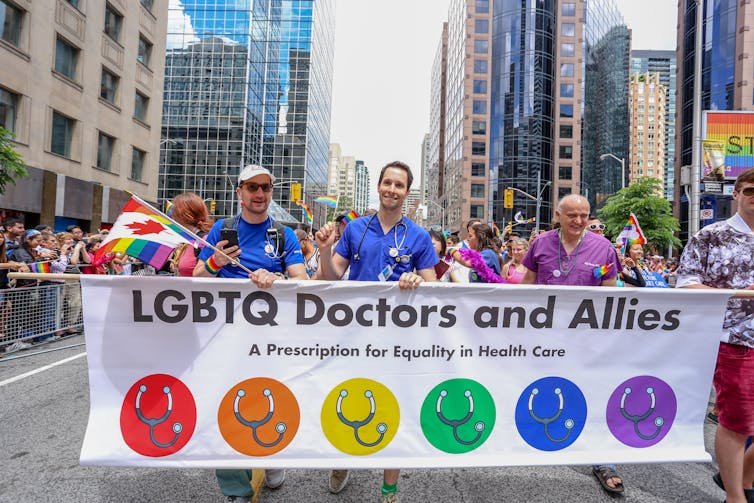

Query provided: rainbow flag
[29,261,52,274]
[593,262,612,279]
[704,111,754,179]
[342,210,359,222]
[616,212,647,247]
[96,195,203,269]
[164,200,174,216]
[295,200,313,225]
[491,223,501,238]
[314,195,338,208]
[514,211,536,224]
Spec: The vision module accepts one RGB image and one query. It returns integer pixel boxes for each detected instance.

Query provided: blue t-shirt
[469,248,501,283]
[198,217,304,279]
[334,215,438,282]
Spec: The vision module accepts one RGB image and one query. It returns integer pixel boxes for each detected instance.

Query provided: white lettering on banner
[80,276,730,469]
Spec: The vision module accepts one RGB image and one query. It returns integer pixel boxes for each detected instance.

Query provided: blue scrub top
[334,215,438,282]
[198,217,304,279]
[469,248,501,283]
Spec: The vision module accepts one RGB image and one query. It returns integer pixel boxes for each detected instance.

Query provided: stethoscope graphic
[135,384,183,448]
[436,389,485,445]
[528,387,575,443]
[353,214,409,263]
[620,386,664,440]
[336,389,388,447]
[233,388,287,447]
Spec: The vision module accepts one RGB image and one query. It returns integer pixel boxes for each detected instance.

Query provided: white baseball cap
[238,164,276,186]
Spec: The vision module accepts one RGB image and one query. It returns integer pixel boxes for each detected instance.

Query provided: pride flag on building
[95,195,205,269]
[314,196,338,208]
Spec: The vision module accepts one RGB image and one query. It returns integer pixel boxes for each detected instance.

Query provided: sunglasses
[588,223,606,231]
[739,187,754,196]
[241,182,273,193]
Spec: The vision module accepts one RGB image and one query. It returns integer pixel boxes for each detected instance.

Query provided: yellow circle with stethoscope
[321,378,400,455]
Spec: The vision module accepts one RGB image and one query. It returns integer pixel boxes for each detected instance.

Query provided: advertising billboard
[702,111,754,180]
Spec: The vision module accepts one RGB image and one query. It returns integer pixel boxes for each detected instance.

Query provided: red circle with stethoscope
[120,374,197,457]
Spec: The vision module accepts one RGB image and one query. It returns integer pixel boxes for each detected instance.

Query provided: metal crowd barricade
[1,274,83,351]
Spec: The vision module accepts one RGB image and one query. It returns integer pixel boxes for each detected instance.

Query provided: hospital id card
[378,263,394,282]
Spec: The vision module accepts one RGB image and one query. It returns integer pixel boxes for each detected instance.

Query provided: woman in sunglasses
[620,243,647,287]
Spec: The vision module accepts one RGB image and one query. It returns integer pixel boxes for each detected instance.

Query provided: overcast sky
[328,0,678,205]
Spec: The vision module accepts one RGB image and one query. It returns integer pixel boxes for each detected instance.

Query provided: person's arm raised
[314,222,349,280]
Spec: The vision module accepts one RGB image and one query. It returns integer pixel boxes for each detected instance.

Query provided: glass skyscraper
[159,0,335,221]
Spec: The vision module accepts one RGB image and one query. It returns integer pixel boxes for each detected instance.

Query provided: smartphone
[220,228,239,248]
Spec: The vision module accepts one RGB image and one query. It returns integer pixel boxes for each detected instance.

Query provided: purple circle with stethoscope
[605,375,676,448]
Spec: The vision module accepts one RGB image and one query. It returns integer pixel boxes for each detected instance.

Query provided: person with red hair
[170,192,213,277]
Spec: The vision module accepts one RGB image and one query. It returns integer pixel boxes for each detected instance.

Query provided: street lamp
[505,175,552,233]
[600,153,626,190]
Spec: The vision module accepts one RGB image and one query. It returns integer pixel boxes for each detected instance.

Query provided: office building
[159,0,335,222]
[675,0,754,238]
[631,50,677,200]
[0,0,168,230]
[628,73,666,186]
[427,22,448,227]
[353,160,369,214]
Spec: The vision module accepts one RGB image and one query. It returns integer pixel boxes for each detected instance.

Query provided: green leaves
[597,177,681,252]
[0,127,27,195]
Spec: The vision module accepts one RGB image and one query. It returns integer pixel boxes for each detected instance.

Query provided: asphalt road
[0,334,726,503]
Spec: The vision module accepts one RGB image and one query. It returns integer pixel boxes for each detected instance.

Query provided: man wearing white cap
[194,164,306,501]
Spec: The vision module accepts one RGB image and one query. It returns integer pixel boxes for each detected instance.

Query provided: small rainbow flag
[342,210,359,222]
[295,200,313,225]
[29,261,52,274]
[314,195,338,208]
[593,262,612,279]
[514,211,536,224]
[96,195,203,269]
[164,200,173,216]
[491,222,501,237]
[616,213,647,247]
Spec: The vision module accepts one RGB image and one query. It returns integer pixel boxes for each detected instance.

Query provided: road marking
[0,352,87,387]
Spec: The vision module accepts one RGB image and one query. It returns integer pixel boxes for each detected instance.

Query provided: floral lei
[455,247,506,284]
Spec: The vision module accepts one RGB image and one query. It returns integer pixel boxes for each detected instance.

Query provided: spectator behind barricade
[449,223,504,283]
[10,230,43,287]
[294,228,319,278]
[503,238,529,284]
[171,192,213,278]
[79,237,111,274]
[0,236,30,352]
[4,218,24,259]
[620,243,647,288]
[66,225,87,246]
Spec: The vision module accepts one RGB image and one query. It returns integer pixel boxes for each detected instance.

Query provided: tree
[597,177,681,252]
[0,127,27,194]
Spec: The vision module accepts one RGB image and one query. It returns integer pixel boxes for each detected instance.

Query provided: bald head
[556,194,590,241]
[557,194,590,212]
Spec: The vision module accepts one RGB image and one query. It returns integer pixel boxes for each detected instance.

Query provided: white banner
[80,276,730,468]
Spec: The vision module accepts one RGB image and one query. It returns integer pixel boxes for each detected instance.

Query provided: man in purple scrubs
[521,194,625,495]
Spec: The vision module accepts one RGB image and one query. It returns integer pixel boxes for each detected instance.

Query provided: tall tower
[628,73,666,187]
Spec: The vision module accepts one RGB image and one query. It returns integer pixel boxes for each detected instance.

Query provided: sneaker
[264,468,286,489]
[4,341,31,354]
[706,411,719,424]
[225,497,251,503]
[380,492,399,503]
[328,469,350,494]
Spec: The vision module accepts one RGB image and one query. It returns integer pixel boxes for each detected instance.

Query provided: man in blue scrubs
[315,160,438,503]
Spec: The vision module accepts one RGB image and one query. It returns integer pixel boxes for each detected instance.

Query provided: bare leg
[716,424,748,503]
[383,469,399,486]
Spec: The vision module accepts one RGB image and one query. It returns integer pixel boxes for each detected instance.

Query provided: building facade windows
[0,0,22,47]
[560,83,574,97]
[470,204,484,218]
[561,23,575,37]
[475,19,489,33]
[560,63,574,77]
[97,131,115,171]
[51,111,74,158]
[559,124,573,138]
[472,120,486,134]
[474,39,488,54]
[558,187,572,199]
[131,147,145,181]
[475,0,489,13]
[134,91,149,122]
[472,100,487,114]
[473,80,487,93]
[54,36,79,81]
[471,183,485,198]
[559,145,573,159]
[139,0,153,13]
[559,166,573,180]
[471,162,485,176]
[472,141,486,155]
[560,104,573,118]
[474,60,488,73]
[66,0,80,9]
[104,4,122,43]
[562,3,576,16]
[138,36,152,67]
[100,69,119,104]
[0,86,18,132]
[561,43,575,56]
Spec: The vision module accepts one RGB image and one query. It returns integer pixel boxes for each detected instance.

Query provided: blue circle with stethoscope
[514,376,587,451]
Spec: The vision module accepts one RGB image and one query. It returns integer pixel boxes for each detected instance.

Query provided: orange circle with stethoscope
[217,378,300,456]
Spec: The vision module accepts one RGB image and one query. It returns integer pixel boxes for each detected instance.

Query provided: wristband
[204,255,221,275]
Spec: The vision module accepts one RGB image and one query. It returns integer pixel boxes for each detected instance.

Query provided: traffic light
[503,188,514,209]
[209,199,216,214]
[290,182,301,202]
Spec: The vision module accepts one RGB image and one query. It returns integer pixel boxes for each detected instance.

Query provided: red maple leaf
[125,219,166,236]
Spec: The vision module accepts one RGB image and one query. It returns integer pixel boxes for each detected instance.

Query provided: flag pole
[128,194,253,274]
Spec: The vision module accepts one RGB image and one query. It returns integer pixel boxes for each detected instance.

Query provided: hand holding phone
[220,228,239,248]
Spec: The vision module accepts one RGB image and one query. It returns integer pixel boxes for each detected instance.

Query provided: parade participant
[677,167,754,503]
[620,243,647,287]
[194,164,306,502]
[449,223,503,283]
[521,194,625,495]
[586,215,605,236]
[503,238,529,284]
[294,228,319,278]
[316,160,438,503]
[170,192,212,278]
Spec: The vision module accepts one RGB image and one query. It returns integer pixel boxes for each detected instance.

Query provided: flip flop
[592,466,625,494]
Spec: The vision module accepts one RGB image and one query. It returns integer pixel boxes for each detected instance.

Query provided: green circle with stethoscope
[420,378,496,454]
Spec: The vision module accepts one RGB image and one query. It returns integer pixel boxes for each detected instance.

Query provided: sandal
[592,466,625,494]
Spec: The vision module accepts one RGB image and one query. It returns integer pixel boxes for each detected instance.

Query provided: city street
[0,334,727,503]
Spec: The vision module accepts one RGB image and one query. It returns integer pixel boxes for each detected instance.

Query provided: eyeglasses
[241,182,273,193]
[588,223,606,231]
[739,186,754,196]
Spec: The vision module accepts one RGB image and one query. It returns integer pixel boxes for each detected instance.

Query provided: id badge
[378,263,394,282]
